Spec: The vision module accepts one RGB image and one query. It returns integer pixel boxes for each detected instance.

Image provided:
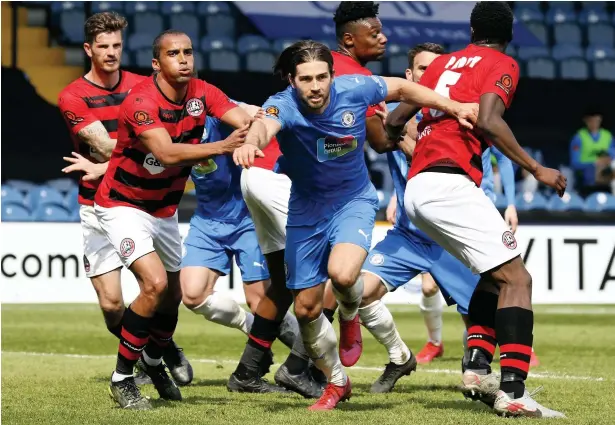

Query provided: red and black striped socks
[143,312,179,366]
[496,307,534,398]
[116,307,150,376]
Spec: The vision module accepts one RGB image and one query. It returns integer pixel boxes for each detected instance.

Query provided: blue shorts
[182,214,270,282]
[429,250,479,315]
[285,186,379,290]
[362,227,443,290]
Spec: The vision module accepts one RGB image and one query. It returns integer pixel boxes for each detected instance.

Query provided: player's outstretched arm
[76,121,116,160]
[219,105,254,129]
[139,126,248,167]
[478,93,566,196]
[233,118,280,168]
[62,152,108,181]
[366,109,397,154]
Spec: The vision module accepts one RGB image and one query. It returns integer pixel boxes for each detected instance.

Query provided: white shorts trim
[240,167,290,255]
[361,269,394,293]
[404,172,521,274]
[80,205,123,278]
[94,204,181,272]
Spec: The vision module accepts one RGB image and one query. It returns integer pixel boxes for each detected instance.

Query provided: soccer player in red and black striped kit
[58,12,192,389]
[92,30,252,409]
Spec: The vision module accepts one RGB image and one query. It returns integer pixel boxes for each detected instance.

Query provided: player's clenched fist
[222,124,249,153]
[233,144,264,169]
[532,165,567,197]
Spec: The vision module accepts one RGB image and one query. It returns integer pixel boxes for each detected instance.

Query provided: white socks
[191,292,253,335]
[463,328,469,352]
[111,371,133,382]
[278,311,300,349]
[359,300,411,365]
[332,276,364,321]
[420,292,443,345]
[301,313,347,386]
[143,349,162,367]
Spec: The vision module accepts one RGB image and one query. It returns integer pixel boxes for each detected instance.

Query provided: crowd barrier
[1,223,614,304]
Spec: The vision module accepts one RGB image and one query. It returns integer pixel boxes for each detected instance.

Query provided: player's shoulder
[333,74,376,91]
[122,77,157,109]
[267,85,295,105]
[121,70,148,86]
[59,76,90,98]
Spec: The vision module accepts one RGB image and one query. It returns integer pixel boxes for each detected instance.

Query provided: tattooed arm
[76,121,116,161]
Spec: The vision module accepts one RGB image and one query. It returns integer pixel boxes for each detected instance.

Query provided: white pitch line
[2,350,606,382]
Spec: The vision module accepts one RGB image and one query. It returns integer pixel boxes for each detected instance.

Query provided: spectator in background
[570,108,615,196]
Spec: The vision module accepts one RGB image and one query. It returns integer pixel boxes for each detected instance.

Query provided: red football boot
[415,341,444,364]
[530,349,540,367]
[339,315,362,367]
[308,378,352,411]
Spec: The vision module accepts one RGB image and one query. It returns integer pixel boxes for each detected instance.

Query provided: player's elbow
[476,114,498,134]
[155,150,180,167]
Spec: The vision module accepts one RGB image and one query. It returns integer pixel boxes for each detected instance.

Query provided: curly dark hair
[84,12,127,45]
[333,1,380,40]
[470,1,514,45]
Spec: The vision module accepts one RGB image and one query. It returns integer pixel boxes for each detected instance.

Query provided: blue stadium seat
[46,178,77,193]
[516,7,544,23]
[315,40,338,51]
[125,2,159,15]
[64,186,79,212]
[517,46,550,60]
[50,1,83,13]
[134,49,152,68]
[193,51,204,70]
[133,14,164,38]
[34,205,73,222]
[448,44,467,52]
[127,33,152,51]
[581,1,608,12]
[494,193,508,209]
[559,59,589,80]
[588,24,614,47]
[366,61,383,75]
[546,8,577,25]
[197,1,231,16]
[200,35,235,52]
[2,186,25,206]
[593,59,615,81]
[388,54,408,76]
[92,1,124,13]
[29,186,66,209]
[526,58,556,79]
[273,39,296,53]
[60,10,86,43]
[584,192,615,211]
[515,192,548,211]
[578,9,611,25]
[208,50,240,72]
[169,14,201,42]
[69,207,81,222]
[505,44,517,57]
[205,14,235,37]
[547,192,585,211]
[552,44,584,60]
[245,51,276,73]
[237,35,272,55]
[2,204,33,222]
[161,1,196,14]
[386,43,406,56]
[515,2,542,11]
[548,2,575,11]
[553,23,582,46]
[586,46,615,61]
[4,179,38,193]
[525,22,549,45]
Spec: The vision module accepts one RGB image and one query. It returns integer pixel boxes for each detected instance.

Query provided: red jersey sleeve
[202,81,236,119]
[58,92,99,135]
[366,104,382,118]
[480,57,520,109]
[123,95,165,137]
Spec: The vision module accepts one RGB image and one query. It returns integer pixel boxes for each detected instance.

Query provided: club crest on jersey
[134,110,154,126]
[495,74,513,95]
[120,238,135,258]
[502,231,517,250]
[143,153,165,175]
[186,98,204,117]
[369,253,384,266]
[341,111,355,127]
[63,111,84,126]
[265,106,279,119]
[83,255,90,273]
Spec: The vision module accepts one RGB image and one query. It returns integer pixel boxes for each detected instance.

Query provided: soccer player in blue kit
[233,40,478,410]
[180,104,301,343]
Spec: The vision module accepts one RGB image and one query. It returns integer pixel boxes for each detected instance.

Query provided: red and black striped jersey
[58,71,146,205]
[95,74,237,218]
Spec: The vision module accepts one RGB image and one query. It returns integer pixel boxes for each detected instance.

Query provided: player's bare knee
[422,284,439,297]
[360,275,387,307]
[294,300,323,324]
[141,274,168,300]
[99,297,124,315]
[329,267,359,289]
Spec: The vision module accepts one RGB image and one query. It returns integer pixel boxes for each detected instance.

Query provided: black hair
[407,43,445,69]
[470,2,514,45]
[152,29,188,59]
[273,40,334,81]
[333,1,380,40]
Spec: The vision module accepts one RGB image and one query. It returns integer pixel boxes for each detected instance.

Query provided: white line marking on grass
[2,351,606,382]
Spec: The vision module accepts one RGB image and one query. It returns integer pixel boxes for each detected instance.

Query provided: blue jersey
[191,116,247,221]
[385,103,433,243]
[481,146,515,205]
[262,75,387,204]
